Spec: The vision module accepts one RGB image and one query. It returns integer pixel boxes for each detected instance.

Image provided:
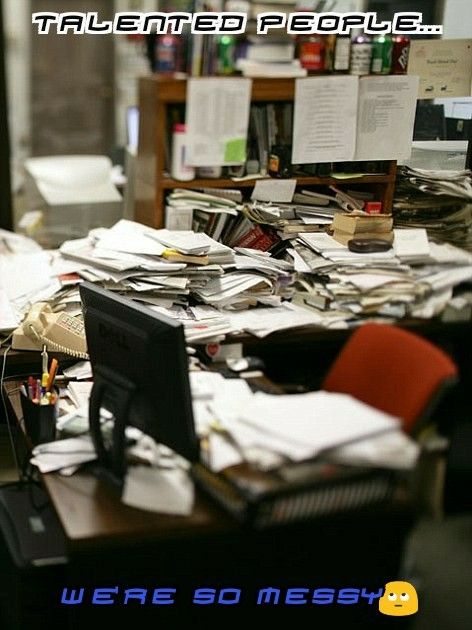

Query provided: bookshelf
[135,75,397,229]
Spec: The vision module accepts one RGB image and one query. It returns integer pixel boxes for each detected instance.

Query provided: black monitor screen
[79,283,199,481]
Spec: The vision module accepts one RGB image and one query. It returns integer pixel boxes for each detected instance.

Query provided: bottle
[349,32,372,76]
[297,35,326,74]
[171,124,195,181]
[155,34,182,74]
[268,144,292,178]
[371,34,393,75]
[333,35,351,73]
[217,35,236,75]
[391,36,411,74]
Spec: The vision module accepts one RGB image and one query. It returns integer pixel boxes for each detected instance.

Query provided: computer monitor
[79,283,199,490]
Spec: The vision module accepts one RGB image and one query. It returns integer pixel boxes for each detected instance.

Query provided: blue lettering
[60,588,84,605]
[337,588,360,605]
[312,588,335,605]
[285,588,309,604]
[92,587,118,605]
[152,588,176,605]
[218,588,241,604]
[360,587,384,605]
[193,588,216,605]
[123,588,147,604]
[257,587,280,605]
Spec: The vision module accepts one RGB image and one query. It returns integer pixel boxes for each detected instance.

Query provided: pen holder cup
[20,388,58,446]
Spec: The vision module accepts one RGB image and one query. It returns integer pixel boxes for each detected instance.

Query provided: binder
[192,460,395,529]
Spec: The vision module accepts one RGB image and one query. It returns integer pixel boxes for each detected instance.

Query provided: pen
[46,358,58,392]
[42,345,48,375]
[27,376,35,399]
[40,373,48,398]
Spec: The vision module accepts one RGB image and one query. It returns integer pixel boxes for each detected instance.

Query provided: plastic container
[154,34,182,74]
[171,124,195,182]
[196,166,222,179]
[350,33,372,76]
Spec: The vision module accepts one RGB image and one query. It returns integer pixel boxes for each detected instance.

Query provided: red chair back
[322,323,458,434]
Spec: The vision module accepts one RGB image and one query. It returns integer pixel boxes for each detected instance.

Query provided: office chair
[322,323,458,436]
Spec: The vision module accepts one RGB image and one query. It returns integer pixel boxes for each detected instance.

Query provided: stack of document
[166,188,241,236]
[291,228,472,324]
[196,378,418,473]
[400,167,472,200]
[0,250,62,331]
[55,220,302,343]
[394,167,472,252]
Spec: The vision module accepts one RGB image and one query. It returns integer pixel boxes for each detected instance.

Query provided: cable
[1,345,23,481]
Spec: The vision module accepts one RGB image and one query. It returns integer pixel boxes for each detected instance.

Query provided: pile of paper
[0,250,62,331]
[54,220,299,343]
[193,374,418,473]
[290,228,472,324]
[394,167,472,251]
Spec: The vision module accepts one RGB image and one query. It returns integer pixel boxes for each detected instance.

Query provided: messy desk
[2,283,452,550]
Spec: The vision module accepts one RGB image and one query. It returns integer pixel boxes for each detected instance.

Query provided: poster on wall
[408,39,472,99]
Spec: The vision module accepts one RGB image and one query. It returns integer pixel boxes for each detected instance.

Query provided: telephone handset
[12,302,89,359]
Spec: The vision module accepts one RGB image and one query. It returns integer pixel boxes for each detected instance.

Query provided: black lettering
[392,12,423,33]
[167,13,192,34]
[317,14,340,33]
[114,13,141,33]
[142,13,167,34]
[257,13,286,35]
[32,12,58,34]
[219,13,246,33]
[192,14,218,33]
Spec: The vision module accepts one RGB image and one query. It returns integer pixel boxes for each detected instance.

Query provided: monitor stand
[88,365,136,493]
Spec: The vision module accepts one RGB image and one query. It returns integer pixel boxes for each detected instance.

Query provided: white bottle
[171,123,195,181]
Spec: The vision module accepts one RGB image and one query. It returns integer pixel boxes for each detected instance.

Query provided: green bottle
[371,35,393,75]
[217,35,236,75]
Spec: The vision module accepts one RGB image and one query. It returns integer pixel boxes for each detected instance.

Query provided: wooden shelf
[138,74,298,103]
[135,76,398,229]
[162,174,393,189]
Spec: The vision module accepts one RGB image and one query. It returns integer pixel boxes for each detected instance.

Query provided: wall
[4,0,31,193]
[442,0,472,38]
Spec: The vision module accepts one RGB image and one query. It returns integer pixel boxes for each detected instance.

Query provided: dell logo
[98,322,130,351]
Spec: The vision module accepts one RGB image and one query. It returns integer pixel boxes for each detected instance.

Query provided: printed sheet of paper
[355,76,419,161]
[292,76,359,164]
[408,39,472,99]
[185,78,252,166]
[251,178,297,202]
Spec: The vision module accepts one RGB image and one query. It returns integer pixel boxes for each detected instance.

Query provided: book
[332,213,394,235]
[331,229,394,247]
[192,460,395,529]
[233,224,279,251]
[278,223,327,235]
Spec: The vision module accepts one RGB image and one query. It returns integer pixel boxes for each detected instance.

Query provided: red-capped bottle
[297,35,326,74]
[392,36,411,74]
[154,34,182,74]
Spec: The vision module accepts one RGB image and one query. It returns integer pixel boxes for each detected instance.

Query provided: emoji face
[379,581,418,616]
